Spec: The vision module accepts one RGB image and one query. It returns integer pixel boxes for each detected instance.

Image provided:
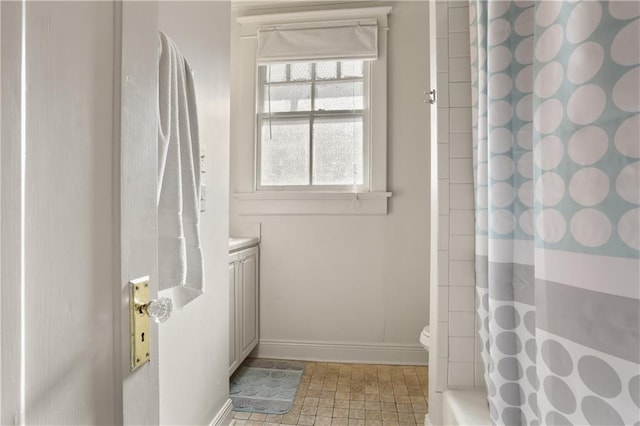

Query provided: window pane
[260,118,310,186]
[290,62,312,81]
[315,61,338,80]
[262,83,311,113]
[264,64,287,83]
[314,81,363,111]
[312,116,363,185]
[340,61,363,78]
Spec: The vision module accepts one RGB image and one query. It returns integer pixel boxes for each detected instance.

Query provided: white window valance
[256,19,378,65]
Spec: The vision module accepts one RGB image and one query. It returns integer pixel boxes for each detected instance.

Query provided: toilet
[420,325,431,352]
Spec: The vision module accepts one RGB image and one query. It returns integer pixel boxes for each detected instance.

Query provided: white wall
[230,1,430,364]
[158,2,232,424]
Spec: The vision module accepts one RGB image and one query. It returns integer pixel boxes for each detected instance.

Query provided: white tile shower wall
[437,0,481,389]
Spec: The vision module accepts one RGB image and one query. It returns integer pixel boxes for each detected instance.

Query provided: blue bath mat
[230,358,304,414]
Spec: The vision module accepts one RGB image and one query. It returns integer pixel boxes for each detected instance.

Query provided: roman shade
[256,19,378,65]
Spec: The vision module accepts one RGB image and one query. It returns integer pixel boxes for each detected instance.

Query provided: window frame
[255,61,371,192]
[234,6,392,215]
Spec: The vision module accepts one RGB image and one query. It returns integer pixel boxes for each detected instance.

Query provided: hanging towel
[157,31,204,308]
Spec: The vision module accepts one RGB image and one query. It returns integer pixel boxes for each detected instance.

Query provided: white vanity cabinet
[228,241,259,376]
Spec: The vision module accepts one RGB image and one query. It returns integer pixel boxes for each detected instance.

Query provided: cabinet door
[239,247,259,358]
[228,256,240,375]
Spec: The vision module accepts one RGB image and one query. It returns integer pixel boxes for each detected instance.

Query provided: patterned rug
[230,358,305,414]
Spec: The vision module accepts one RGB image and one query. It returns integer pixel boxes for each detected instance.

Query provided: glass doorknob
[141,298,173,323]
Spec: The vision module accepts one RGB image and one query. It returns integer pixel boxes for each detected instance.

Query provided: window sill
[233,191,392,216]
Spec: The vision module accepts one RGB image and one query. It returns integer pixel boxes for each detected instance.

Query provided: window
[257,60,368,190]
[234,7,392,215]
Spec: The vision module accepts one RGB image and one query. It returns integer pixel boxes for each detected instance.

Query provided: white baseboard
[209,398,234,426]
[253,339,428,365]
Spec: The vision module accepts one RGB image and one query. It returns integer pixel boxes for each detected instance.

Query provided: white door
[1,1,161,424]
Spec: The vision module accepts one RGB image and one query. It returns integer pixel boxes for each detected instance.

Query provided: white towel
[157,31,204,308]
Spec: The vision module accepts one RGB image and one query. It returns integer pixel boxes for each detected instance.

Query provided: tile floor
[232,361,429,426]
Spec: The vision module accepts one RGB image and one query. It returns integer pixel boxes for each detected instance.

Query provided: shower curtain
[469,1,639,425]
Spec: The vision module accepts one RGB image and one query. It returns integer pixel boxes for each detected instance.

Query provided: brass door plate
[130,277,151,371]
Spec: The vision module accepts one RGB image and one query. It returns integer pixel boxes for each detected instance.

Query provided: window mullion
[310,63,316,186]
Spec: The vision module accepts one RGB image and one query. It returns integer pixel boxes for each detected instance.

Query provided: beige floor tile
[381,402,396,412]
[381,411,398,422]
[317,407,334,418]
[335,400,350,409]
[335,392,350,401]
[245,421,263,426]
[249,413,268,421]
[333,408,349,418]
[349,401,364,410]
[365,410,382,421]
[316,417,333,426]
[306,390,322,398]
[397,412,415,424]
[321,391,336,399]
[289,406,303,415]
[319,398,335,408]
[407,387,423,397]
[364,393,380,402]
[234,412,251,420]
[348,420,365,426]
[412,403,427,414]
[365,420,383,426]
[281,414,300,425]
[404,376,420,386]
[350,392,365,401]
[364,386,379,394]
[234,421,247,426]
[393,396,411,404]
[365,401,381,411]
[298,415,315,425]
[393,386,409,396]
[396,403,412,413]
[301,406,318,416]
[304,397,320,407]
[349,409,365,419]
[266,414,284,423]
[379,394,395,403]
[379,384,394,396]
[409,396,425,405]
[331,418,349,426]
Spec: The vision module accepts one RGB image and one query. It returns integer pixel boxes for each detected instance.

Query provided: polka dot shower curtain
[469,1,639,425]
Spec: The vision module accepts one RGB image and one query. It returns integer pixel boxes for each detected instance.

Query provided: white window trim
[234,6,392,215]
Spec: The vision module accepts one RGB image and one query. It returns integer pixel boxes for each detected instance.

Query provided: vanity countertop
[228,237,260,252]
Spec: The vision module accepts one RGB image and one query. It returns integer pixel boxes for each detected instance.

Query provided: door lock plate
[130,277,151,371]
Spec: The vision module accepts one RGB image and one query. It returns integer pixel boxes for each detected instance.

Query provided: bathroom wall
[434,0,482,389]
[229,1,431,364]
[158,3,232,424]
